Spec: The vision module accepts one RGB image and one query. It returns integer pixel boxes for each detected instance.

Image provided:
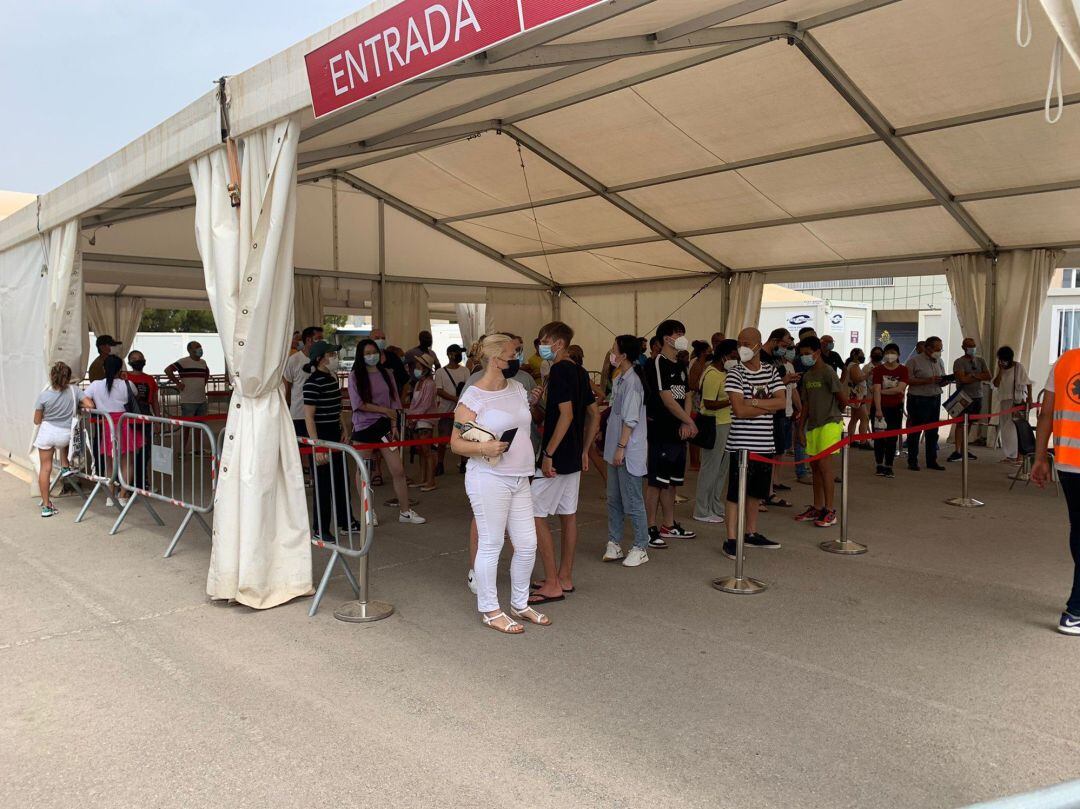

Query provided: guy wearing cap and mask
[165,341,210,418]
[948,337,991,463]
[88,335,122,381]
[283,326,323,437]
[905,335,946,471]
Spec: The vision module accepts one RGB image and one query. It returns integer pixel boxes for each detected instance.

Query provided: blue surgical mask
[821,342,833,353]
[373,339,387,350]
[637,354,648,367]
[800,354,815,368]
[964,347,976,357]
[193,348,204,359]
[413,369,423,379]
[539,344,556,361]
[782,347,796,361]
[364,354,380,367]
[515,350,524,362]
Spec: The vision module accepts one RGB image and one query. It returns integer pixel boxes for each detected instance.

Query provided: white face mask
[671,335,689,352]
[609,352,620,368]
[737,346,755,363]
[723,359,738,371]
[930,350,942,360]
[883,353,898,364]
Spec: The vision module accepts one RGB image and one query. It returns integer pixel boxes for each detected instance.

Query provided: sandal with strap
[482,611,523,634]
[510,606,552,626]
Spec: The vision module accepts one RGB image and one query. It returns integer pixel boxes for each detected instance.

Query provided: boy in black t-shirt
[643,319,698,548]
[529,321,600,605]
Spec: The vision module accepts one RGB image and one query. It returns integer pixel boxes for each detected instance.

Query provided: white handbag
[456,420,501,466]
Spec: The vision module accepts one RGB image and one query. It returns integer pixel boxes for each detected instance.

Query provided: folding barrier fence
[111,413,219,558]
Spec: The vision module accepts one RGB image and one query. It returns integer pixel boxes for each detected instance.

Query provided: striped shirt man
[724,362,783,453]
[302,370,344,431]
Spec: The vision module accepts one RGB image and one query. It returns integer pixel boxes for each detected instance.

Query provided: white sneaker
[692,513,724,524]
[623,547,649,567]
[398,510,426,525]
[118,496,130,507]
[602,541,625,562]
[105,497,115,508]
[467,569,477,594]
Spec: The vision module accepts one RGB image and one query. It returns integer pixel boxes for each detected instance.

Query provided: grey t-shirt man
[953,355,989,399]
[35,386,80,427]
[906,353,945,397]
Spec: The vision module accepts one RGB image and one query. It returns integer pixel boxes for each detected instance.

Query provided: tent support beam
[502,125,731,277]
[486,0,657,62]
[896,92,1080,136]
[333,171,555,288]
[655,0,787,42]
[437,192,596,224]
[796,32,995,252]
[796,0,904,29]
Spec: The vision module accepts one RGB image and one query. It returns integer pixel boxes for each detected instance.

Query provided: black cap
[96,334,121,347]
[307,340,342,366]
[446,344,463,354]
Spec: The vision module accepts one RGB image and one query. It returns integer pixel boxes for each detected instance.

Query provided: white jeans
[999,398,1017,459]
[465,471,537,613]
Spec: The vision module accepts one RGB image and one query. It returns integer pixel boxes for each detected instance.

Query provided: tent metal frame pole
[795,32,995,253]
[796,0,904,29]
[334,171,554,289]
[502,125,731,277]
[896,92,1080,137]
[377,199,386,324]
[488,0,658,62]
[655,0,787,42]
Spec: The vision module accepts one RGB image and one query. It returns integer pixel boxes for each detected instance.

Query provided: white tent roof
[3,0,1080,300]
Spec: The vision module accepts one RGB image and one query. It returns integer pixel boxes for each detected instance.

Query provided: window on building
[782,277,894,291]
[1054,306,1080,357]
[1062,268,1079,289]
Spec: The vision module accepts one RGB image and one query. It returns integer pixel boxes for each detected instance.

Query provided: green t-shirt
[700,366,731,425]
[800,364,843,430]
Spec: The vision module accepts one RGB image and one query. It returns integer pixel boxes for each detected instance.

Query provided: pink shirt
[407,377,437,418]
[348,369,400,432]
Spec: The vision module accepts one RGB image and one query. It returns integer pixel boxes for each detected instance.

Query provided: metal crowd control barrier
[946,413,985,508]
[712,450,767,594]
[820,432,868,555]
[69,408,123,522]
[112,413,218,557]
[299,435,393,622]
[964,779,1080,809]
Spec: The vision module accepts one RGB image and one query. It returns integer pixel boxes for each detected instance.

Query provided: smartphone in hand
[499,427,519,445]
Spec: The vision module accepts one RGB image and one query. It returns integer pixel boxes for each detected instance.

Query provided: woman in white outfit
[452,334,550,635]
[993,345,1033,464]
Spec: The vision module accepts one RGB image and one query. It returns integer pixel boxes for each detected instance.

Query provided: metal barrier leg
[712,450,767,594]
[338,556,363,600]
[820,440,868,555]
[109,492,138,536]
[309,548,341,617]
[164,508,194,558]
[75,482,105,523]
[334,555,395,622]
[141,497,165,526]
[946,414,984,508]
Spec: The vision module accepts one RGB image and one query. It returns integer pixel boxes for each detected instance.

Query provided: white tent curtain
[381,281,430,349]
[485,288,553,346]
[86,295,145,360]
[189,114,312,610]
[724,272,764,336]
[44,221,87,376]
[1038,1,1080,69]
[293,275,323,333]
[993,248,1063,365]
[455,302,485,349]
[944,254,993,349]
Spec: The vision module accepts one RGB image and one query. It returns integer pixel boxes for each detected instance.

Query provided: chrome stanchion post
[946,414,984,507]
[334,554,395,622]
[712,450,767,594]
[820,434,867,555]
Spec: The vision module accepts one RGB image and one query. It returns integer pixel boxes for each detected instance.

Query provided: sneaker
[118,496,130,507]
[623,547,649,567]
[947,451,963,463]
[875,465,886,477]
[398,510,427,524]
[692,513,724,524]
[336,520,364,536]
[883,467,895,479]
[927,463,946,471]
[660,522,696,539]
[967,451,978,460]
[311,530,332,544]
[721,539,737,559]
[466,569,477,595]
[647,527,668,549]
[745,532,781,549]
[105,497,116,508]
[41,505,58,518]
[602,541,625,562]
[59,466,75,478]
[795,506,820,522]
[796,475,812,485]
[814,509,838,527]
[908,464,921,472]
[674,493,688,504]
[1058,612,1080,635]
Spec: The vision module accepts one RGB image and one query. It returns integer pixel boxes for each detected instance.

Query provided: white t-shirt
[997,362,1032,402]
[458,379,534,477]
[85,379,137,413]
[435,365,469,414]
[284,350,312,419]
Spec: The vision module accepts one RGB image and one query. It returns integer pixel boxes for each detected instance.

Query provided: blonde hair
[49,361,72,390]
[481,333,513,361]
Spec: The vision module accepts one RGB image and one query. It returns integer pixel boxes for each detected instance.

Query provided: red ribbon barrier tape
[404,411,451,421]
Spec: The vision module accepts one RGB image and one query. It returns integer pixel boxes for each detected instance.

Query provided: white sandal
[482,611,523,634]
[510,606,552,626]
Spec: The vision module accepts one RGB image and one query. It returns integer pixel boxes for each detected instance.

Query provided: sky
[0,1,373,193]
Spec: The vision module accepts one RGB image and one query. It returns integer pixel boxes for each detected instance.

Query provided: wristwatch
[542,450,553,459]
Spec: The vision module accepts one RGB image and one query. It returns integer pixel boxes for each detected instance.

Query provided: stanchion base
[819,538,868,555]
[944,497,984,508]
[711,576,767,594]
[334,599,394,623]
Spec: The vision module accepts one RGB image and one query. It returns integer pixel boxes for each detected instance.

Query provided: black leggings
[1061,471,1080,616]
[310,423,352,534]
[874,404,903,467]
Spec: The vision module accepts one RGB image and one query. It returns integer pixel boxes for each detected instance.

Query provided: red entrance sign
[305,0,606,119]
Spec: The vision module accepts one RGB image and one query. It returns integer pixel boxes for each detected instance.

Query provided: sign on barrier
[113,413,218,558]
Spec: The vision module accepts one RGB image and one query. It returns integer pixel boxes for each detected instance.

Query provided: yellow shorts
[806,422,843,456]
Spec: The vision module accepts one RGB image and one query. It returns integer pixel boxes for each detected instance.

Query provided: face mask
[723,359,738,371]
[930,351,942,360]
[539,344,556,361]
[782,347,796,361]
[964,347,976,357]
[637,354,648,367]
[821,342,833,353]
[671,335,689,352]
[515,350,524,362]
[193,348,204,359]
[327,356,340,373]
[500,358,521,379]
[609,352,620,367]
[413,369,424,379]
[129,360,146,372]
[364,354,380,367]
[737,346,755,363]
[800,354,815,368]
[373,339,387,351]
[884,353,898,364]
[871,355,882,364]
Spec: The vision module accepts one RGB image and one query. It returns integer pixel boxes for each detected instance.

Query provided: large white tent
[3,0,1080,606]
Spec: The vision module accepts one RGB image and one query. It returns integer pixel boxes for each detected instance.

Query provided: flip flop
[527,593,566,605]
[765,496,793,508]
[530,582,574,594]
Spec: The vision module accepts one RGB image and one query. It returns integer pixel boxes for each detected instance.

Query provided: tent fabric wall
[86,295,146,361]
[293,275,323,333]
[189,114,312,610]
[0,239,48,467]
[43,222,88,380]
[381,281,430,348]
[455,303,485,350]
[485,288,554,348]
[1038,1,1080,71]
[945,253,993,350]
[724,272,765,336]
[993,248,1063,366]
